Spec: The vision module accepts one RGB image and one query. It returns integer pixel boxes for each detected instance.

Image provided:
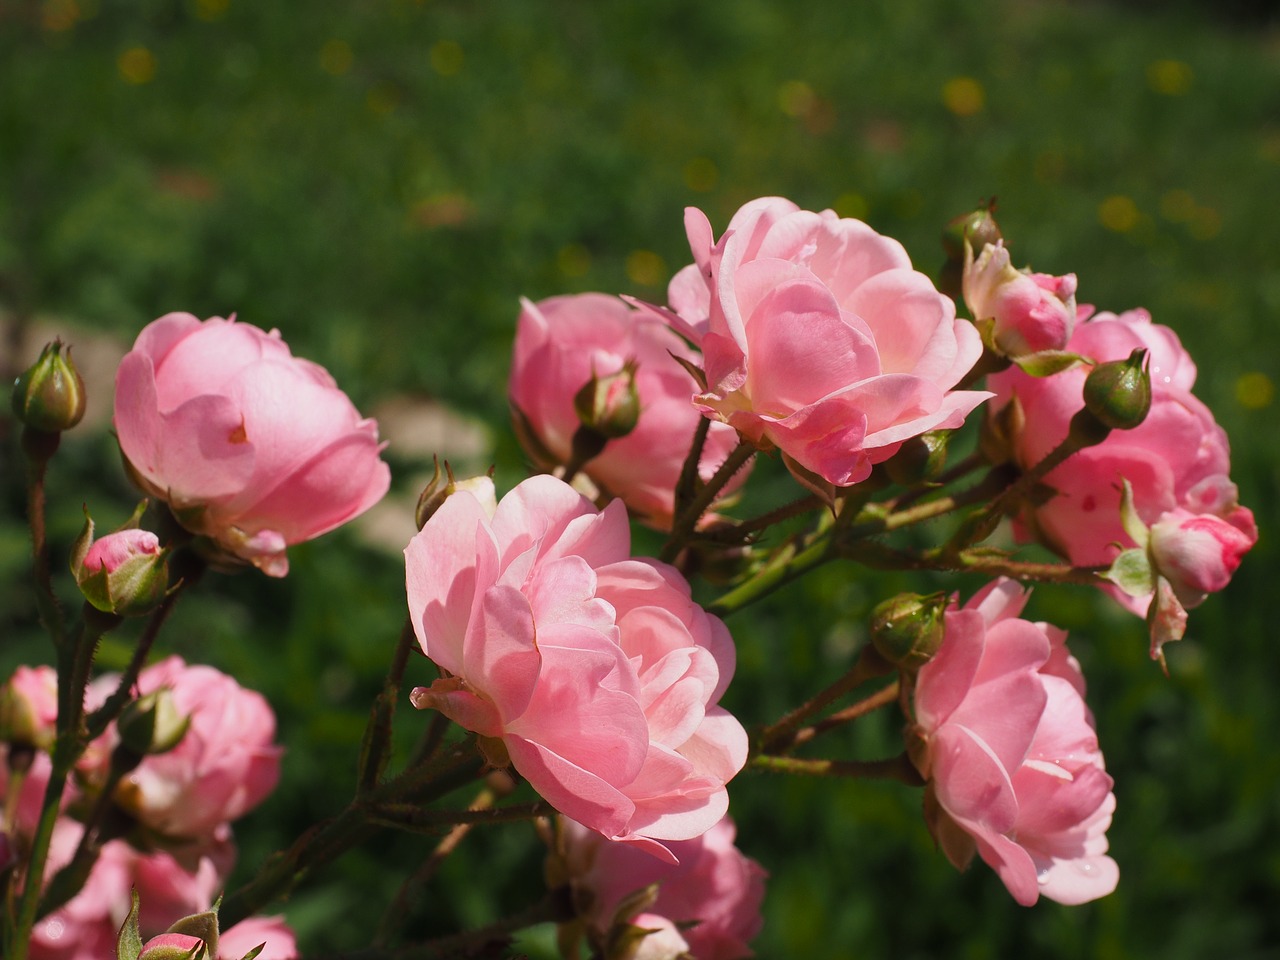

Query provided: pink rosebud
[910,580,1118,906]
[72,524,170,617]
[102,657,282,840]
[511,294,747,528]
[663,197,989,486]
[962,241,1077,356]
[1149,505,1257,608]
[560,815,766,960]
[406,475,748,858]
[1,664,59,750]
[113,313,391,577]
[138,933,206,960]
[988,308,1254,632]
[218,917,297,960]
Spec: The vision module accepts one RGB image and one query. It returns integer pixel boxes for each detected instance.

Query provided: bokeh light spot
[833,192,868,220]
[1098,195,1139,233]
[778,80,814,118]
[683,157,719,192]
[942,76,985,117]
[118,47,156,85]
[42,0,79,31]
[557,244,591,278]
[1147,59,1193,96]
[193,0,228,21]
[1235,372,1274,409]
[431,40,463,77]
[625,250,666,288]
[320,39,353,76]
[1159,189,1196,222]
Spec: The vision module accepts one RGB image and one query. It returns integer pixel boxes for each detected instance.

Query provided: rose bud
[963,241,1078,357]
[71,510,170,618]
[12,339,87,434]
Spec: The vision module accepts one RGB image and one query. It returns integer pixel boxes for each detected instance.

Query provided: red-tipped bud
[71,507,170,617]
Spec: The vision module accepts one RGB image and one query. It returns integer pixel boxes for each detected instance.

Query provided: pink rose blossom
[910,580,1117,906]
[114,313,391,576]
[219,916,298,960]
[406,475,747,859]
[101,656,282,840]
[663,197,989,486]
[988,308,1255,633]
[511,294,748,528]
[962,241,1077,356]
[561,815,766,960]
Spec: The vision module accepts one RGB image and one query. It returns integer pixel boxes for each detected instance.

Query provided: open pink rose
[114,313,391,576]
[664,197,988,486]
[561,815,766,960]
[910,580,1117,906]
[101,656,282,841]
[511,294,747,528]
[962,241,1077,356]
[406,475,747,858]
[988,308,1255,631]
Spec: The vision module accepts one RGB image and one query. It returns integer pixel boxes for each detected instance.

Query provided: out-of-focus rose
[30,826,231,960]
[510,294,747,528]
[962,241,1077,356]
[218,916,298,960]
[100,656,282,840]
[406,475,747,859]
[1,664,59,751]
[114,313,391,577]
[988,308,1256,643]
[559,815,766,960]
[664,197,988,486]
[909,580,1117,906]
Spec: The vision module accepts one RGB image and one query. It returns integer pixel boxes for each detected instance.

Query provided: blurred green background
[3,0,1278,956]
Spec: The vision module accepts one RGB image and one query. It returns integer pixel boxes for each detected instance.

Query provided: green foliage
[2,0,1277,957]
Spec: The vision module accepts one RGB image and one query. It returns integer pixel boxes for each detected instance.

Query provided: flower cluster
[3,192,1257,958]
[0,661,294,960]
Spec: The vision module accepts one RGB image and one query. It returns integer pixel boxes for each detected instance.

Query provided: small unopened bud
[12,339,87,433]
[117,689,190,760]
[415,457,497,529]
[574,361,641,440]
[883,432,948,486]
[137,934,207,960]
[0,666,58,752]
[71,510,170,617]
[942,202,1003,262]
[1082,348,1151,431]
[870,592,947,671]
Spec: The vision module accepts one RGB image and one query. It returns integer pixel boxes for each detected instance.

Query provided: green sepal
[166,908,220,960]
[1105,547,1155,598]
[1013,350,1087,378]
[116,889,145,960]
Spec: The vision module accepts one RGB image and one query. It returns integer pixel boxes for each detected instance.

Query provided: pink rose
[962,241,1077,356]
[73,527,170,617]
[103,656,282,840]
[664,197,988,486]
[561,815,766,960]
[511,294,747,528]
[910,580,1117,906]
[114,313,391,577]
[988,308,1255,624]
[406,475,747,858]
[219,916,298,960]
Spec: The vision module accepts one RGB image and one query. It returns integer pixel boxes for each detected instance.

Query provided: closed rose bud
[1148,507,1256,608]
[12,339,87,434]
[116,689,191,762]
[138,933,207,960]
[71,516,170,618]
[870,591,947,671]
[0,665,59,752]
[574,360,641,440]
[414,458,497,530]
[882,431,948,487]
[1082,348,1151,432]
[942,203,1003,263]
